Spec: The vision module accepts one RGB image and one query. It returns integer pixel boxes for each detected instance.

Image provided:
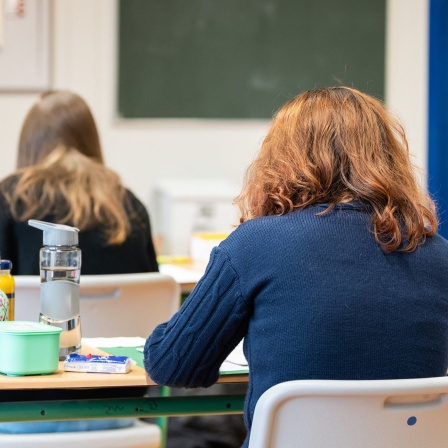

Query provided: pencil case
[63,353,133,373]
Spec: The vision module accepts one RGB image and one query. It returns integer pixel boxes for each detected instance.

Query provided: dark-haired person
[144,86,448,447]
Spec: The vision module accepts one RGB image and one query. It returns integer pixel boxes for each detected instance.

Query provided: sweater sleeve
[143,246,251,388]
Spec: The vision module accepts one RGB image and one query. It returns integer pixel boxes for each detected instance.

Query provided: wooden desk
[0,346,248,423]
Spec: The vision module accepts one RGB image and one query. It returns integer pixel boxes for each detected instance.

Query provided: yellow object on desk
[0,260,15,321]
[157,255,192,264]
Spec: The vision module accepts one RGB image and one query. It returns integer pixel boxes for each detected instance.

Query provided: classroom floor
[148,383,248,448]
[166,412,247,448]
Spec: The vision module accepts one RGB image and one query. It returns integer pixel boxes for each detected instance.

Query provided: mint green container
[0,321,62,376]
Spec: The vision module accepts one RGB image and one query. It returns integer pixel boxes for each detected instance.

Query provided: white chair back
[12,275,40,322]
[249,377,448,448]
[14,273,181,337]
[6,272,180,448]
[0,420,161,448]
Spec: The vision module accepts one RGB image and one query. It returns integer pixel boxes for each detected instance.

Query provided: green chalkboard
[118,0,385,119]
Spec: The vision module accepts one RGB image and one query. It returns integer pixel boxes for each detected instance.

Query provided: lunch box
[0,321,62,376]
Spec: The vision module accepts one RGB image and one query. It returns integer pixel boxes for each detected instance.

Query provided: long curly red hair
[235,86,437,253]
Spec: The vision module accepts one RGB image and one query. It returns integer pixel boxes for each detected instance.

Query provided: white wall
[0,0,429,230]
[386,0,429,184]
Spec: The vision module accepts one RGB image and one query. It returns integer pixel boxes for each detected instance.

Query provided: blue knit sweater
[144,202,448,447]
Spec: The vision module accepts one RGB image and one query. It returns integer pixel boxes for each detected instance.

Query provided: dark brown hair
[2,90,131,244]
[17,90,103,168]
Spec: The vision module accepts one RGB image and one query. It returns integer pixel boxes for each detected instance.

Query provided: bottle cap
[28,220,79,246]
[0,260,12,270]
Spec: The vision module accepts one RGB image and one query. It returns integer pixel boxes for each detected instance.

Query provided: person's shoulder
[230,207,320,233]
[411,232,448,269]
[123,188,151,222]
[427,232,448,251]
[124,188,141,203]
[0,172,20,189]
[0,174,20,218]
[124,189,147,210]
[227,214,278,236]
[0,173,21,202]
[221,211,303,247]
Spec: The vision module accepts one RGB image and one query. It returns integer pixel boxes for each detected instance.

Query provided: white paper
[159,264,204,284]
[82,337,249,374]
[220,340,248,373]
[225,340,247,366]
[220,360,248,373]
[82,337,146,348]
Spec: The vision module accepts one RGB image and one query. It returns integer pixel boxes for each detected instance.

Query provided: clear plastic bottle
[28,220,82,359]
[0,260,14,321]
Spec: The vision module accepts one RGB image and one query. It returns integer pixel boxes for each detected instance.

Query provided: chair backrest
[248,377,448,448]
[14,275,43,322]
[14,273,181,338]
[0,419,161,448]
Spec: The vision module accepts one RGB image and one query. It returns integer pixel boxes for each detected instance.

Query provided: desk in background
[158,260,206,294]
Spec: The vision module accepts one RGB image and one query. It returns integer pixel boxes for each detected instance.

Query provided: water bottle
[28,219,82,359]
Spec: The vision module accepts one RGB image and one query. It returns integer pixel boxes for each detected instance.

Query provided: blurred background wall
[0,0,429,243]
